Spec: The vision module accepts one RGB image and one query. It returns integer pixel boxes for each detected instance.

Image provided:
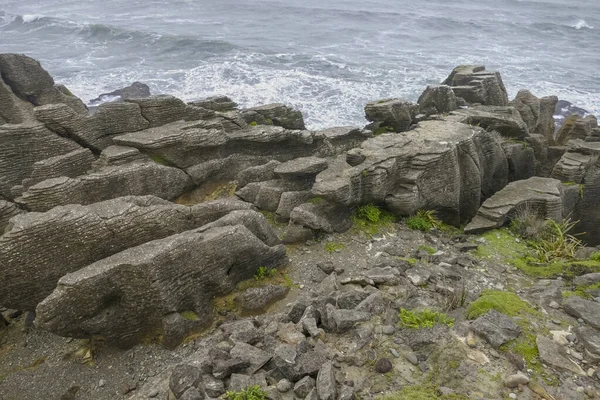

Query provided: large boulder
[510,90,557,143]
[312,118,508,226]
[16,155,194,212]
[417,85,458,115]
[454,106,529,140]
[0,123,83,200]
[442,65,509,106]
[0,196,255,311]
[555,114,598,145]
[464,177,565,234]
[89,81,151,104]
[35,223,286,346]
[364,98,419,132]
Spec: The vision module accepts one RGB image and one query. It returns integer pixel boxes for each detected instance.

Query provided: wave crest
[573,19,593,29]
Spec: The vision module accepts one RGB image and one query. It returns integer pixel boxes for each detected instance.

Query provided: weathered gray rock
[443,65,509,106]
[574,273,600,287]
[213,360,252,380]
[274,157,329,178]
[504,372,529,388]
[364,99,419,132]
[464,177,564,234]
[313,119,508,226]
[502,142,536,182]
[275,191,313,221]
[90,81,151,103]
[229,342,272,375]
[294,376,316,398]
[276,379,293,393]
[289,201,352,233]
[35,224,286,346]
[575,326,600,362]
[235,285,290,313]
[170,364,202,399]
[563,296,600,330]
[202,375,225,398]
[237,179,310,213]
[242,103,306,130]
[0,199,23,234]
[189,95,237,112]
[536,336,586,375]
[17,158,194,212]
[35,101,149,151]
[316,361,337,400]
[455,106,529,140]
[180,388,203,400]
[510,90,557,143]
[0,123,83,199]
[556,115,598,145]
[471,310,521,349]
[21,148,96,190]
[331,309,371,333]
[0,197,256,311]
[221,320,262,345]
[0,76,35,124]
[417,85,457,115]
[405,267,431,287]
[237,161,281,188]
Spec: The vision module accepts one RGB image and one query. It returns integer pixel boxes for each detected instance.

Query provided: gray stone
[90,81,151,103]
[456,106,529,140]
[331,309,371,333]
[510,90,556,143]
[536,336,586,375]
[374,358,393,373]
[405,267,431,287]
[180,388,203,400]
[471,310,521,349]
[274,157,329,178]
[221,320,263,345]
[229,342,272,375]
[502,142,536,182]
[404,352,419,366]
[364,98,419,132]
[0,199,23,234]
[465,177,564,234]
[417,85,457,114]
[235,285,290,312]
[294,376,316,398]
[316,361,337,400]
[563,296,600,329]
[504,372,529,388]
[276,379,293,393]
[189,96,237,112]
[237,161,281,188]
[575,326,600,360]
[213,359,252,380]
[443,65,509,106]
[364,266,401,285]
[170,364,201,399]
[202,375,225,398]
[574,273,600,287]
[242,103,306,130]
[35,224,286,346]
[289,201,352,234]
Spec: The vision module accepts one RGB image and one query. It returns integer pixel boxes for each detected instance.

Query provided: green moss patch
[179,311,199,321]
[466,290,540,320]
[325,242,345,253]
[374,126,394,135]
[225,385,268,400]
[398,308,454,329]
[352,204,397,235]
[405,210,450,232]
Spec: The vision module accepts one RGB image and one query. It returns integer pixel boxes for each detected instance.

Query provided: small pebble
[404,352,419,366]
[504,372,529,388]
[549,301,560,309]
[576,386,585,393]
[509,393,517,399]
[382,325,395,335]
[276,379,293,393]
[98,380,106,388]
[589,368,597,377]
[566,334,577,343]
[374,358,393,373]
[551,319,562,325]
[148,389,159,398]
[389,348,399,358]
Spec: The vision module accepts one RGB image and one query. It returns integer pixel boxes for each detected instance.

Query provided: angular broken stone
[235,285,290,313]
[229,342,272,375]
[471,310,521,349]
[536,336,586,376]
[316,361,337,400]
[170,364,201,399]
[563,296,600,330]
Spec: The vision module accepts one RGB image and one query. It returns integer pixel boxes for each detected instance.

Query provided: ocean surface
[1,0,599,129]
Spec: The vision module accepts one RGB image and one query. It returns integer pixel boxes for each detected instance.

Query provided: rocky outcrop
[35,223,286,346]
[454,106,529,140]
[464,177,565,233]
[0,196,255,311]
[555,115,598,145]
[510,90,557,143]
[364,99,419,132]
[313,118,508,226]
[417,85,458,115]
[89,81,151,104]
[0,199,23,233]
[442,65,509,106]
[241,103,306,130]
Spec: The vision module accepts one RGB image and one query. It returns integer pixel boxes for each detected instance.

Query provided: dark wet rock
[235,285,290,313]
[35,224,286,346]
[563,296,600,330]
[90,82,151,104]
[417,85,457,115]
[242,103,306,130]
[536,336,586,375]
[374,358,393,373]
[316,361,337,400]
[16,157,194,212]
[464,177,564,234]
[443,65,509,106]
[212,359,252,380]
[170,364,202,399]
[0,123,83,200]
[0,199,23,233]
[574,273,600,287]
[229,342,272,375]
[501,142,536,182]
[471,310,521,349]
[221,320,263,345]
[364,98,419,132]
[294,376,316,398]
[313,119,507,227]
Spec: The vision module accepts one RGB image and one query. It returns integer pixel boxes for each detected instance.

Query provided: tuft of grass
[374,126,395,135]
[325,242,345,254]
[352,204,397,235]
[466,290,540,320]
[406,210,444,232]
[398,308,454,329]
[249,121,258,126]
[528,218,582,263]
[418,245,436,255]
[254,266,277,281]
[224,385,268,400]
[591,252,600,262]
[179,311,199,321]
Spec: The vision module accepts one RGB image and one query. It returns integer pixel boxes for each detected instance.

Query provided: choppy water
[1,0,599,129]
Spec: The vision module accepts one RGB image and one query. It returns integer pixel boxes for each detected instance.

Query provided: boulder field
[1,54,600,399]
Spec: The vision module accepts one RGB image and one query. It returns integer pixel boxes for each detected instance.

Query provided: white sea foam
[22,14,44,23]
[573,19,592,29]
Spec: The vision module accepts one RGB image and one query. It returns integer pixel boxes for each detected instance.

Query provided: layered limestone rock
[442,65,509,106]
[16,153,194,212]
[0,123,85,200]
[0,196,255,311]
[0,199,23,233]
[35,223,287,346]
[464,177,566,233]
[417,85,458,115]
[510,90,557,144]
[312,118,508,226]
[364,99,419,132]
[555,114,598,145]
[453,106,529,140]
[241,103,306,130]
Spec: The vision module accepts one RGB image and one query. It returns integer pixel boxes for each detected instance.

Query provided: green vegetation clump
[418,245,436,255]
[249,121,258,126]
[398,308,454,329]
[528,218,582,263]
[374,125,395,135]
[179,310,199,321]
[466,290,540,319]
[254,266,277,280]
[406,210,444,232]
[150,154,170,165]
[352,204,397,235]
[224,385,268,400]
[591,252,600,262]
[325,242,345,253]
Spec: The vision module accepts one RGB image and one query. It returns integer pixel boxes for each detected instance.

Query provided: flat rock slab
[563,296,600,330]
[274,157,329,178]
[235,285,290,313]
[536,336,586,375]
[0,199,23,234]
[471,310,521,349]
[35,224,286,346]
[464,176,564,234]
